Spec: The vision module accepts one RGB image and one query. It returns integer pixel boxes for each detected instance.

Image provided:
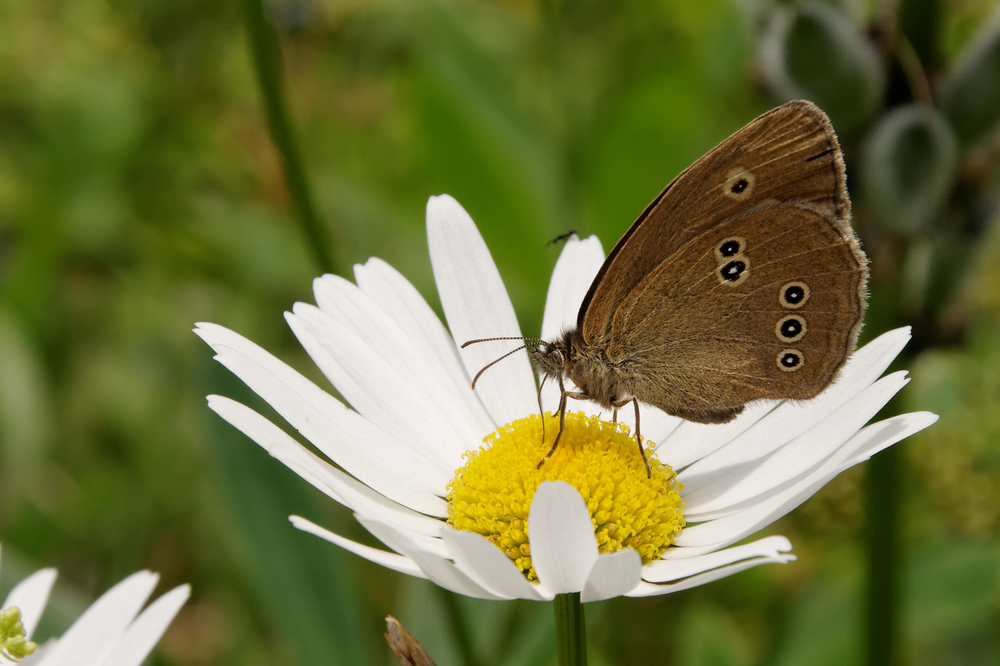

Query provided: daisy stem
[553,593,587,666]
[240,0,337,276]
[864,444,900,665]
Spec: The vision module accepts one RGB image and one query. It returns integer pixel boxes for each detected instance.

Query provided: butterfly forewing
[579,101,851,344]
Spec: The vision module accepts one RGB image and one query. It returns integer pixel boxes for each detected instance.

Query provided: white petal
[528,482,599,594]
[286,305,468,468]
[674,411,937,552]
[844,411,938,465]
[309,273,490,449]
[290,516,425,578]
[101,585,190,666]
[426,195,538,426]
[581,550,642,603]
[538,236,607,417]
[643,536,793,582]
[625,552,796,597]
[356,515,504,599]
[354,258,496,435]
[36,571,158,666]
[403,548,507,600]
[656,401,778,470]
[660,327,911,470]
[281,457,447,535]
[3,568,57,639]
[682,372,910,516]
[209,396,449,527]
[355,513,451,561]
[539,235,604,342]
[606,400,684,452]
[196,323,448,514]
[441,529,551,601]
[683,412,936,531]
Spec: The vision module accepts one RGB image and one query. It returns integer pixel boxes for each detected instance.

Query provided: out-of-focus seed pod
[760,2,885,135]
[940,5,1000,147]
[861,104,958,235]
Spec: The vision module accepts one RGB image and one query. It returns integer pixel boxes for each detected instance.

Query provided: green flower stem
[865,445,900,666]
[554,593,587,666]
[241,0,336,275]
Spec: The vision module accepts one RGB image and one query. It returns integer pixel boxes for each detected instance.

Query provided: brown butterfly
[467,101,868,476]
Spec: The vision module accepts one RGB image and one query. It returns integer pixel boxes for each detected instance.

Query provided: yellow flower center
[0,606,36,661]
[446,411,685,581]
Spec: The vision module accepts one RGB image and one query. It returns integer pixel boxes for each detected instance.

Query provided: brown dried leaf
[384,615,437,666]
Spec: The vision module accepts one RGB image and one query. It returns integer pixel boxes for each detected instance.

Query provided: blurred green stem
[436,587,482,666]
[241,0,336,275]
[893,34,932,105]
[554,593,587,666]
[865,445,899,666]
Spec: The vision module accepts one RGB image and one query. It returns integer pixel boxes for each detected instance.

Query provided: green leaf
[769,569,861,666]
[0,309,53,485]
[905,539,1000,645]
[206,367,377,666]
[675,603,754,666]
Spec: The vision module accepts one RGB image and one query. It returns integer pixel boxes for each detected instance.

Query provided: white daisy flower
[196,194,937,603]
[0,546,189,666]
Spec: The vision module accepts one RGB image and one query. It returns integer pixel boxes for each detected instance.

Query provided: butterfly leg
[537,375,548,442]
[538,380,568,469]
[612,397,650,478]
[632,398,651,478]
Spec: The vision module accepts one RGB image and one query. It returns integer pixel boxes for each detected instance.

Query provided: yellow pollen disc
[446,412,685,581]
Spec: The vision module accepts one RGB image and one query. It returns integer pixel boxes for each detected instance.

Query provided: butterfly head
[527,330,582,383]
[529,341,563,380]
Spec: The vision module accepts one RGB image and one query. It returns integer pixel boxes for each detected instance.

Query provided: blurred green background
[1,0,999,664]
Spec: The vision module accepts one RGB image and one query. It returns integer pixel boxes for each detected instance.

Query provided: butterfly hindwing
[603,202,867,421]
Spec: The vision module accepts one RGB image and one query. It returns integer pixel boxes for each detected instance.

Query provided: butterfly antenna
[461,336,545,349]
[470,345,528,389]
